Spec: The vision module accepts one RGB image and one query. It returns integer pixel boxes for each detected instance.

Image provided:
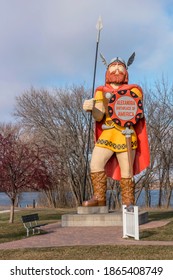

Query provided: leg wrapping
[120,178,135,206]
[82,171,107,207]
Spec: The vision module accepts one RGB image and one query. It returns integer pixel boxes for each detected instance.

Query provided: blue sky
[0,0,173,122]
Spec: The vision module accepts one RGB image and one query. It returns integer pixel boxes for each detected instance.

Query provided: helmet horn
[127,52,135,68]
[100,53,108,67]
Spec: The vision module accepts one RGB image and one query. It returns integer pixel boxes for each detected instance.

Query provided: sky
[1,0,173,122]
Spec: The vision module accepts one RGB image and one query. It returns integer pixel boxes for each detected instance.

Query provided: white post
[134,206,139,240]
[122,205,139,240]
[122,205,128,238]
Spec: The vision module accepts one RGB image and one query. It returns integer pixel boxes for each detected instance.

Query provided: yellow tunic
[94,87,142,153]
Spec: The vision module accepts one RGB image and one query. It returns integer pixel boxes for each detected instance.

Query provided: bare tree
[14,86,93,206]
[139,78,173,207]
[0,124,52,222]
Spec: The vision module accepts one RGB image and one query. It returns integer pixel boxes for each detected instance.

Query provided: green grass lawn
[140,210,173,241]
[0,207,173,260]
[1,245,173,260]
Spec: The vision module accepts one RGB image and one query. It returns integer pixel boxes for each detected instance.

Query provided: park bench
[21,213,47,237]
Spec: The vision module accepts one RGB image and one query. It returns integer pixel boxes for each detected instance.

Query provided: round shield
[107,89,143,127]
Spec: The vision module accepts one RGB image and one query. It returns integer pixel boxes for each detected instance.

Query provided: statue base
[61,206,148,227]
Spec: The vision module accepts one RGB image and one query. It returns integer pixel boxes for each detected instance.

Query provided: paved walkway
[0,220,173,249]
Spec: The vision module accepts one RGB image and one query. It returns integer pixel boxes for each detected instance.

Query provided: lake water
[136,189,173,207]
[0,190,173,208]
[0,192,41,208]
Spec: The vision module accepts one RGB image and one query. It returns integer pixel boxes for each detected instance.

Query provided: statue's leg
[82,146,114,207]
[116,150,136,206]
[119,178,135,206]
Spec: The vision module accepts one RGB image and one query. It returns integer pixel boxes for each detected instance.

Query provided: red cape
[95,84,150,180]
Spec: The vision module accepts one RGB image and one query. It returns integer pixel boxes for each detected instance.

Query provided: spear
[83,17,103,201]
[122,127,134,178]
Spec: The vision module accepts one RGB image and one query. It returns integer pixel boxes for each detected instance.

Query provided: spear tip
[96,16,103,31]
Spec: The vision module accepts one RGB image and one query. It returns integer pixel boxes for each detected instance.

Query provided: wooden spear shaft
[122,127,134,178]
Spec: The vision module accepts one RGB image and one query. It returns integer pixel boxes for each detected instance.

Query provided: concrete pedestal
[61,206,148,227]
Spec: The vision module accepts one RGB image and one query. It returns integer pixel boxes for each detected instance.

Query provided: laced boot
[120,178,135,207]
[82,171,107,207]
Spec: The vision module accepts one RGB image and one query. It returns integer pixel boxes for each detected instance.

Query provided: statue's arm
[83,90,105,122]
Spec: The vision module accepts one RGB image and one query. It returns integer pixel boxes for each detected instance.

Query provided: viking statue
[82,52,150,207]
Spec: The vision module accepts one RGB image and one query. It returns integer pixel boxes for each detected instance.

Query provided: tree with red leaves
[0,133,51,223]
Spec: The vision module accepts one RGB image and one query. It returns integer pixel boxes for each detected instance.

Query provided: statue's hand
[83,98,95,111]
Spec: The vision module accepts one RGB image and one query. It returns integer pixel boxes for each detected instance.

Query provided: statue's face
[109,63,126,74]
[106,62,128,84]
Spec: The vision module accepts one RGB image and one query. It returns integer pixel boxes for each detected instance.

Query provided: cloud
[0,0,173,122]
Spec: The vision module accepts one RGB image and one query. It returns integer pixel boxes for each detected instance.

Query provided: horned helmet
[100,52,135,85]
[100,52,135,69]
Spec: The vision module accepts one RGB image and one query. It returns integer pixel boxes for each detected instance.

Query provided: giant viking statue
[82,52,150,208]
